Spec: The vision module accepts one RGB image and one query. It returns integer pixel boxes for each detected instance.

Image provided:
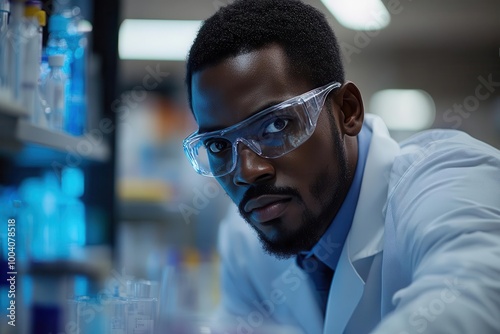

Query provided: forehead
[191,44,313,132]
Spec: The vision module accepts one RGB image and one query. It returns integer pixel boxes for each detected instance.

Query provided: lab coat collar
[348,114,400,265]
[323,114,401,334]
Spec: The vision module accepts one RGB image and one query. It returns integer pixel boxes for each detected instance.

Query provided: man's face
[191,44,354,258]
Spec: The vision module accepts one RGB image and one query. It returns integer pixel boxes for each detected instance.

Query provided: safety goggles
[183,81,341,177]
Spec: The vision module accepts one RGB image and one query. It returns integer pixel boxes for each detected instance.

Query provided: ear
[331,81,364,137]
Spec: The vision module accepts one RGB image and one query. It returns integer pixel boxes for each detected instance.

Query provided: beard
[238,120,351,259]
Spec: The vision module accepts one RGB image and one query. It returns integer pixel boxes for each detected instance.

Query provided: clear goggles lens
[184,81,341,177]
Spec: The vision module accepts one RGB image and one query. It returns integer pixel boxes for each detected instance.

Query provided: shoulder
[384,129,500,266]
[399,128,498,167]
[388,129,500,193]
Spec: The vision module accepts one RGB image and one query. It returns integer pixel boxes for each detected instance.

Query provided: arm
[373,139,500,333]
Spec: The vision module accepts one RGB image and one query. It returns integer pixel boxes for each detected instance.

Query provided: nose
[232,143,275,186]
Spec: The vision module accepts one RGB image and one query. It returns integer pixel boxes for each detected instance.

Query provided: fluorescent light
[119,19,202,61]
[369,89,436,131]
[321,0,390,30]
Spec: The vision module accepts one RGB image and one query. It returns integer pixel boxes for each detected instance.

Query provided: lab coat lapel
[323,115,400,334]
[323,241,365,333]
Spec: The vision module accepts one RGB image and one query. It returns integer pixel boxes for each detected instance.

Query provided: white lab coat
[213,114,500,334]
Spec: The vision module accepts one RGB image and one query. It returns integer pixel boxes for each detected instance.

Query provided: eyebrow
[198,99,285,134]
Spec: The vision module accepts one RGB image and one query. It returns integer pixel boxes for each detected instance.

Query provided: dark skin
[191,44,365,258]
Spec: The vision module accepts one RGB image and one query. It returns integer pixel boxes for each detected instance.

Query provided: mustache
[238,184,302,214]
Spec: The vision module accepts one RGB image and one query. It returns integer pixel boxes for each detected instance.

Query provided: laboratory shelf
[28,258,110,282]
[0,97,110,164]
[0,95,28,117]
[118,200,184,222]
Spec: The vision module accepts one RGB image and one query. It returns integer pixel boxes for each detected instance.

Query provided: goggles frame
[184,81,341,177]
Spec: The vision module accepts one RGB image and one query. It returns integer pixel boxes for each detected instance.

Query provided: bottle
[22,1,47,121]
[6,0,25,103]
[60,167,86,248]
[45,11,72,130]
[65,7,88,136]
[37,54,52,126]
[0,0,9,90]
[45,55,67,131]
[45,11,72,75]
[46,6,88,136]
[0,0,7,31]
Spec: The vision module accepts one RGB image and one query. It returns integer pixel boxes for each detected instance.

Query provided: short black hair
[185,0,345,111]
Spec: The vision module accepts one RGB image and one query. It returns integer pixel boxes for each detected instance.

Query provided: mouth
[244,195,293,225]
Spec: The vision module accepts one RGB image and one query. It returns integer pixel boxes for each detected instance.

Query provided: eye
[205,139,231,154]
[265,118,289,134]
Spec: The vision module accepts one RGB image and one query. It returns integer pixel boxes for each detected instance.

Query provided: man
[182,0,500,333]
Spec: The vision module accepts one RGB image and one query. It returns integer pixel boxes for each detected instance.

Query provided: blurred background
[0,0,499,333]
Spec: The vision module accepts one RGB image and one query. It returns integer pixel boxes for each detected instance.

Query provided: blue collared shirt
[301,123,372,271]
